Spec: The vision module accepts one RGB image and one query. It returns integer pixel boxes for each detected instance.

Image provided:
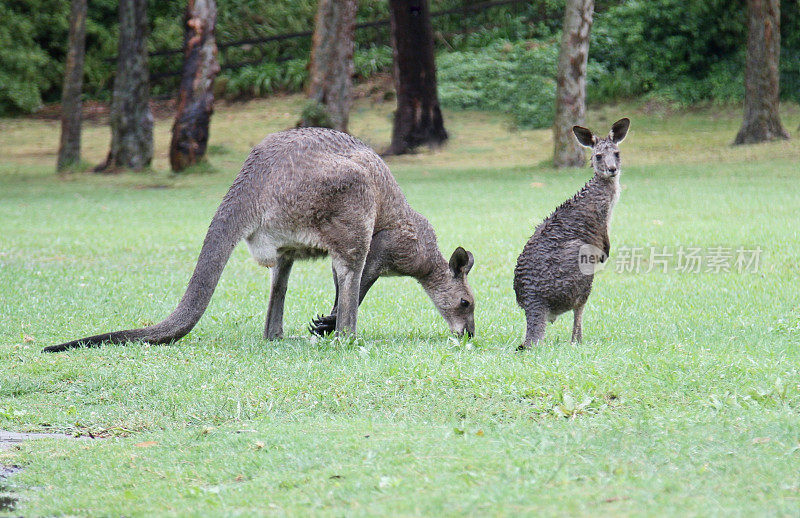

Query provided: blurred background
[1,0,797,173]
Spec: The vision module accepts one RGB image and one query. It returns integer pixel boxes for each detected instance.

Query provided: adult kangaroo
[44,128,476,353]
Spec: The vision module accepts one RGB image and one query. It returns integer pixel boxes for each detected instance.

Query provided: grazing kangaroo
[44,128,475,353]
[514,118,629,349]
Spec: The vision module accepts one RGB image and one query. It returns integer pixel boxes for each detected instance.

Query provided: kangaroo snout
[451,316,475,338]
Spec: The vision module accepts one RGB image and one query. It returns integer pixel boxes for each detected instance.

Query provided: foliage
[353,45,393,79]
[1,0,799,114]
[437,41,556,128]
[298,100,334,128]
[589,0,798,105]
[0,0,69,115]
[589,0,748,105]
[221,59,308,99]
[437,40,606,129]
[781,0,800,102]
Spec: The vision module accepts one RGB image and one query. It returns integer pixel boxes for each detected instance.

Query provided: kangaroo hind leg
[309,264,339,336]
[519,304,548,350]
[264,254,294,340]
[331,252,367,337]
[310,229,387,336]
[571,304,584,344]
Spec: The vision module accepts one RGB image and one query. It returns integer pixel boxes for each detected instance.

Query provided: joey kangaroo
[513,118,629,349]
[44,128,475,353]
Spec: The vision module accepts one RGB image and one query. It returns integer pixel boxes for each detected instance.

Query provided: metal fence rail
[138,0,532,83]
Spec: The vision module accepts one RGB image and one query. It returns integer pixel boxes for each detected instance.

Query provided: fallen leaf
[752,437,770,444]
[23,334,35,343]
[134,441,158,448]
[253,441,265,450]
[530,182,545,188]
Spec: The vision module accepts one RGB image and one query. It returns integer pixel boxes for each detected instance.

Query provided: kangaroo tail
[43,189,254,353]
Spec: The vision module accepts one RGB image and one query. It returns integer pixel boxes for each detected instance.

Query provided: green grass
[1,98,800,516]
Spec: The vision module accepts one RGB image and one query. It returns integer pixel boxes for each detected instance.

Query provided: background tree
[298,0,357,132]
[57,0,88,172]
[387,0,447,155]
[553,0,594,168]
[170,0,221,172]
[734,0,790,144]
[97,0,153,172]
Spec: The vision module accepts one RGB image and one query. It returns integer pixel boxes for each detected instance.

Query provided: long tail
[43,193,253,353]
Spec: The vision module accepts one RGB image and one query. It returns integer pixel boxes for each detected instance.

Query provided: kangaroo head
[423,247,476,337]
[573,118,630,180]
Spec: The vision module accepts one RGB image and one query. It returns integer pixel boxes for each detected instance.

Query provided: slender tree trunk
[97,0,153,172]
[387,0,448,155]
[299,0,357,132]
[734,0,789,145]
[553,0,594,168]
[170,0,220,171]
[57,0,88,172]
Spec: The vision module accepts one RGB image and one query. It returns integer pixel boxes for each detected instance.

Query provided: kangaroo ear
[449,247,474,277]
[572,126,596,148]
[609,118,630,144]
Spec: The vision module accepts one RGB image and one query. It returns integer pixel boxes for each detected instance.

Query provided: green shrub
[2,0,799,114]
[221,58,309,99]
[589,0,748,105]
[354,45,393,79]
[299,100,334,128]
[781,0,800,103]
[438,40,570,128]
[0,0,68,114]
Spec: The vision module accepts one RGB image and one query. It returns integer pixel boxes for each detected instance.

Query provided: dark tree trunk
[299,0,357,132]
[734,0,790,145]
[387,0,448,155]
[170,0,220,172]
[553,0,594,168]
[57,0,88,172]
[97,0,153,172]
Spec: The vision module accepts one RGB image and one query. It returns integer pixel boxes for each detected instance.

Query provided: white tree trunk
[734,0,789,144]
[98,0,153,172]
[553,0,594,168]
[300,0,357,132]
[170,0,220,171]
[57,0,88,172]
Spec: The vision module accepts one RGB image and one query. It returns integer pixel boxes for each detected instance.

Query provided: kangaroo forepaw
[308,314,337,336]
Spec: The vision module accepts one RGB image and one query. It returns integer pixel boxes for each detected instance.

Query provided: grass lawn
[1,97,799,516]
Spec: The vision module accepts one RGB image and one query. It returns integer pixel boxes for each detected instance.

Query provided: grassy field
[1,97,799,516]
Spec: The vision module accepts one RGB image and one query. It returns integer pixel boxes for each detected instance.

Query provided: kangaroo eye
[614,152,620,159]
[460,298,471,308]
[594,154,602,160]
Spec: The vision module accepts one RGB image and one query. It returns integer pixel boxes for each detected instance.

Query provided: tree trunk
[387,0,448,155]
[734,0,789,145]
[299,0,357,132]
[57,0,88,172]
[97,0,153,172]
[553,0,594,168]
[169,0,220,172]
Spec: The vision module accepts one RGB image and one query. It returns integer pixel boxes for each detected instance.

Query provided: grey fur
[43,128,475,353]
[513,118,629,349]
